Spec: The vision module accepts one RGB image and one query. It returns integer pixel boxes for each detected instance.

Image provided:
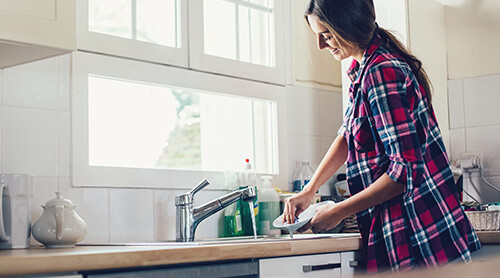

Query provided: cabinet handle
[349,260,359,267]
[302,263,341,272]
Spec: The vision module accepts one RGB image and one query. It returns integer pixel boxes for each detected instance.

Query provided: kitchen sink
[77,233,360,247]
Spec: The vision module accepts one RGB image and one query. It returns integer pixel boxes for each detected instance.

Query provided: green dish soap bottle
[223,202,244,237]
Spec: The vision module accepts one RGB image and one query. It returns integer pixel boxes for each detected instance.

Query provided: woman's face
[307,15,363,62]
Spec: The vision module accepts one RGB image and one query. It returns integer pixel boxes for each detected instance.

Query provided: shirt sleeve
[363,62,425,196]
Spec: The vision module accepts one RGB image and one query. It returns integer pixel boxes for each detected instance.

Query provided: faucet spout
[175,180,257,242]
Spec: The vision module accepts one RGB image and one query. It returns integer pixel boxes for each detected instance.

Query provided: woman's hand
[283,190,314,224]
[305,202,344,233]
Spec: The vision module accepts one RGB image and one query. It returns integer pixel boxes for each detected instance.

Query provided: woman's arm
[283,134,348,224]
[303,134,349,195]
[309,173,404,232]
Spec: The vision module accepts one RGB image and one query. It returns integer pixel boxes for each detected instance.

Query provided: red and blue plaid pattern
[339,35,481,273]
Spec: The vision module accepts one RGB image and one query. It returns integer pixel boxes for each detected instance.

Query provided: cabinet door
[83,260,259,278]
[259,253,342,278]
[0,0,75,68]
[291,0,342,91]
[0,0,76,49]
[341,251,364,278]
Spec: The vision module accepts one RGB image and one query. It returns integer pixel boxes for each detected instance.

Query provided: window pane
[89,0,131,39]
[88,75,277,174]
[204,0,275,67]
[136,0,179,47]
[203,0,236,60]
[88,0,179,48]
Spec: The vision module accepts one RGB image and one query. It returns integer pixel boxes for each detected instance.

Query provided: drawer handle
[302,263,341,272]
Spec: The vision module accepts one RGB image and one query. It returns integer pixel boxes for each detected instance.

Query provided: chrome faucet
[175,179,257,242]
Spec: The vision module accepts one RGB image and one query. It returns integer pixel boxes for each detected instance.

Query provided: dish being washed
[272,201,335,236]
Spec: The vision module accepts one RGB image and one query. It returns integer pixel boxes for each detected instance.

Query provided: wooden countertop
[0,234,362,277]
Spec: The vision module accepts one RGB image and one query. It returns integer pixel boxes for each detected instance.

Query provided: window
[203,0,275,67]
[78,0,285,84]
[72,52,287,189]
[189,0,284,84]
[78,0,188,67]
[88,0,180,48]
[87,75,276,173]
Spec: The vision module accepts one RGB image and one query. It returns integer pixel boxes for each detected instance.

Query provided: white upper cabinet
[0,0,76,68]
[290,0,342,91]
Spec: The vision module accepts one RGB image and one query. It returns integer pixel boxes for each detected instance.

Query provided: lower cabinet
[82,260,259,278]
[78,251,363,278]
[259,251,363,278]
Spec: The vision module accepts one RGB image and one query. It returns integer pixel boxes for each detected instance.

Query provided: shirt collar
[346,34,383,83]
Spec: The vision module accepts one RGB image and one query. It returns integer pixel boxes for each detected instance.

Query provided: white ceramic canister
[0,174,33,249]
[32,192,87,248]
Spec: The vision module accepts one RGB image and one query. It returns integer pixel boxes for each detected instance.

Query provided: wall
[445,2,500,203]
[286,86,343,195]
[445,2,500,79]
[0,54,343,244]
[448,75,500,204]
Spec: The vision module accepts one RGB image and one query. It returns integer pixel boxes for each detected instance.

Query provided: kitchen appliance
[0,173,33,249]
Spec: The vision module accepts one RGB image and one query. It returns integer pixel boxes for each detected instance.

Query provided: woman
[283,0,481,273]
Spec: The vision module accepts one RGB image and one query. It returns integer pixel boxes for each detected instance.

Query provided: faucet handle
[188,179,210,196]
[175,179,210,206]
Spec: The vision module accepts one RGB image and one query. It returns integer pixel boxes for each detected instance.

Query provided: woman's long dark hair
[305,0,432,104]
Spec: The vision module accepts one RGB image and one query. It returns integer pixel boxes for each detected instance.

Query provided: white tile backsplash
[447,74,500,203]
[153,189,177,241]
[3,106,58,176]
[449,128,466,164]
[109,188,154,242]
[319,91,343,137]
[287,134,323,189]
[447,79,465,129]
[287,86,321,136]
[463,74,500,127]
[3,57,58,110]
[57,54,71,111]
[58,111,71,177]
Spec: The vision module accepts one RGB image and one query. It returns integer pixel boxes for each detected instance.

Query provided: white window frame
[77,0,189,68]
[72,51,288,190]
[189,0,286,85]
[77,0,285,85]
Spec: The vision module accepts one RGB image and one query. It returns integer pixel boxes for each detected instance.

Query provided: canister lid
[45,192,74,207]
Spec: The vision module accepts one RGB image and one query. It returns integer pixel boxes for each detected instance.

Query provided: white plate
[273,201,335,233]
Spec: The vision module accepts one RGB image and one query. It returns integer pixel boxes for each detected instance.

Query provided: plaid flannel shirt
[338,35,481,273]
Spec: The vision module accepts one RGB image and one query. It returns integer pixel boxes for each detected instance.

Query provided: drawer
[259,253,341,278]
